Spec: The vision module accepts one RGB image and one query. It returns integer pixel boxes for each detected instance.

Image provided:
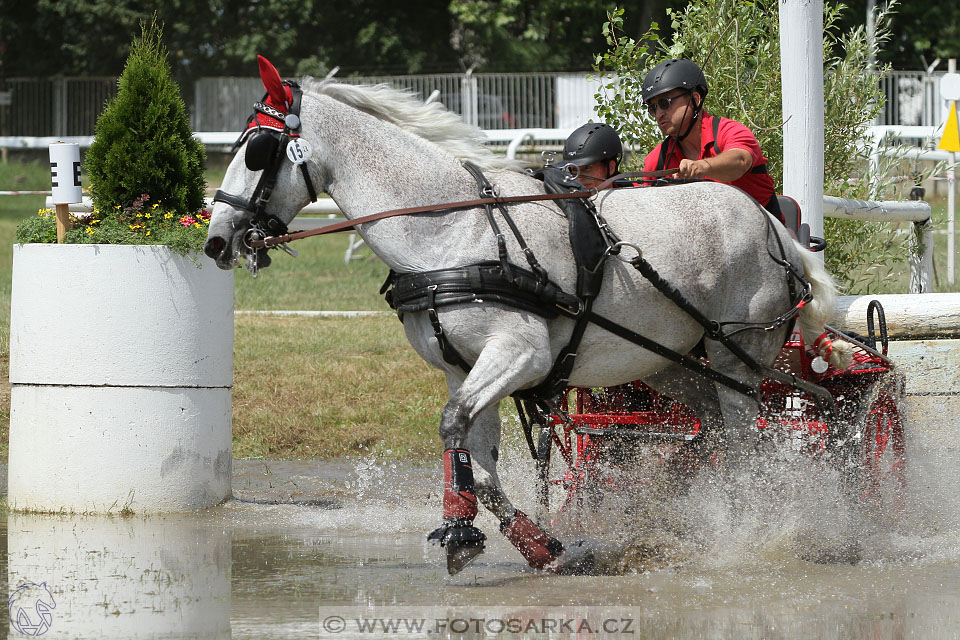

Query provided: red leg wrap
[442,448,478,520]
[501,510,564,570]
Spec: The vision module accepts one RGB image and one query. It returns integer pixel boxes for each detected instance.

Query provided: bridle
[213,80,318,268]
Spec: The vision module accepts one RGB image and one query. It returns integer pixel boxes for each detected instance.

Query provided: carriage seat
[776,195,811,246]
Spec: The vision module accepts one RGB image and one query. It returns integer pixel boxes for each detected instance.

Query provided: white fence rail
[865,125,950,163]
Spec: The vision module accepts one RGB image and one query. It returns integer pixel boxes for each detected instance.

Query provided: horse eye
[245,133,279,171]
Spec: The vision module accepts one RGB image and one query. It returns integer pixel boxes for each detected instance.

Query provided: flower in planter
[16,16,207,256]
[18,194,211,256]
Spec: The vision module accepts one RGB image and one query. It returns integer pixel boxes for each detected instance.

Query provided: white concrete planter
[8,244,234,513]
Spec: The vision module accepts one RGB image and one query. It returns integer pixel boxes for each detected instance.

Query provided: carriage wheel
[859,385,907,518]
[841,376,906,521]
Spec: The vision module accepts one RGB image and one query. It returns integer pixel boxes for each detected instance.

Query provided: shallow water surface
[5,444,960,639]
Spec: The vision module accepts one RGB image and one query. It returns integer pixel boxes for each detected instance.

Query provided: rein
[247,169,678,249]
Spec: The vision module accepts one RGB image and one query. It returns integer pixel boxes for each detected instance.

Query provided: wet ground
[4,440,960,639]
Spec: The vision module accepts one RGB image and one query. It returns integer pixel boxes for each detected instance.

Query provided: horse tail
[794,240,854,371]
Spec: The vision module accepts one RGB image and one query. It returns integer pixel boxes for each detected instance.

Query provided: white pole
[779,0,825,253]
[948,58,956,287]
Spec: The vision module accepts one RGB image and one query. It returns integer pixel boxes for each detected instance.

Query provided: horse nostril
[204,237,225,260]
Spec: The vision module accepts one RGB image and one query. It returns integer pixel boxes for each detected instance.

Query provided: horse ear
[258,55,290,110]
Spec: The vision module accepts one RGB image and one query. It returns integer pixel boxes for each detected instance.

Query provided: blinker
[245,132,280,171]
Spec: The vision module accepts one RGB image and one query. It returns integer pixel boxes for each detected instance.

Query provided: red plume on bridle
[236,55,296,141]
[258,55,292,112]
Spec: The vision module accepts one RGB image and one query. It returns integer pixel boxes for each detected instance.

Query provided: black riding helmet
[643,59,708,142]
[642,58,709,103]
[562,122,623,169]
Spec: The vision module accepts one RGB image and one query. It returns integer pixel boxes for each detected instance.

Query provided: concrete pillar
[8,244,234,513]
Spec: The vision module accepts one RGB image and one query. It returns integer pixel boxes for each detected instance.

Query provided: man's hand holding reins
[676,148,753,182]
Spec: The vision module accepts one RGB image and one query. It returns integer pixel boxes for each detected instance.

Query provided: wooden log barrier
[832,293,960,339]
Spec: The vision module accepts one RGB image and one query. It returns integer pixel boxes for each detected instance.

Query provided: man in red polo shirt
[641,58,783,223]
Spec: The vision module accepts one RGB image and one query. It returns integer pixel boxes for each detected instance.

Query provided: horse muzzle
[203,234,237,270]
[204,229,273,273]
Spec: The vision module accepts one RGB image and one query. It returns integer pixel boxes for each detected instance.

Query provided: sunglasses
[645,93,690,117]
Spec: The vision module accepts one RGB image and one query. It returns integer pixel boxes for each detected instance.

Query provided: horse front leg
[427,330,563,574]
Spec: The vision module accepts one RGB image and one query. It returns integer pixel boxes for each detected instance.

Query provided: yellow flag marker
[939,102,960,152]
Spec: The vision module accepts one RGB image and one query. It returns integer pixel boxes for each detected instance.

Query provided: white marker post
[779,0,825,258]
[48,142,83,243]
[938,62,960,286]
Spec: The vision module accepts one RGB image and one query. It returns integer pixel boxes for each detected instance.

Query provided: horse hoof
[446,541,485,574]
[427,520,486,575]
[552,539,599,575]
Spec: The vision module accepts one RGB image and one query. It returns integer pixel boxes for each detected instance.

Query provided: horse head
[204,55,322,272]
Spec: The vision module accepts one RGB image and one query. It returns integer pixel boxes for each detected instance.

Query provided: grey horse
[204,59,851,574]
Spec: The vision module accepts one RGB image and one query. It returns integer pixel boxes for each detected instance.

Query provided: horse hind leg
[641,362,725,483]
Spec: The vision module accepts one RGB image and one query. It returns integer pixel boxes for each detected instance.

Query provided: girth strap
[386,262,580,319]
[384,261,581,377]
[425,286,473,372]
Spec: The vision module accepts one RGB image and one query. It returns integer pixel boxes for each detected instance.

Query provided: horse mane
[300,77,527,173]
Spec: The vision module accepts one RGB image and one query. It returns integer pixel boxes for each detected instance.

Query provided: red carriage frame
[539,319,906,520]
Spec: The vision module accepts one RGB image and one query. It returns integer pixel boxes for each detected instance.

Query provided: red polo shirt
[643,112,775,208]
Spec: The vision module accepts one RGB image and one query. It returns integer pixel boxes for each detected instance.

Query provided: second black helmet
[562,123,622,167]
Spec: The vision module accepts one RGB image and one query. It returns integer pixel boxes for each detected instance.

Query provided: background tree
[835,1,960,69]
[448,0,686,72]
[3,0,957,84]
[1,0,686,84]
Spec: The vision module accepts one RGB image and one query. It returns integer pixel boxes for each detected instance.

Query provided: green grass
[232,315,445,459]
[922,195,960,293]
[233,235,388,310]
